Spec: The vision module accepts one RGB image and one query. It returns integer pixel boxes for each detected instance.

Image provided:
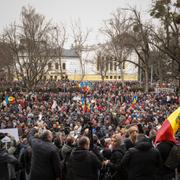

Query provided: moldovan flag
[5,96,15,104]
[155,107,180,144]
[131,96,137,108]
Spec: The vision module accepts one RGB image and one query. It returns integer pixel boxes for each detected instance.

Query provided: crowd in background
[0,80,179,180]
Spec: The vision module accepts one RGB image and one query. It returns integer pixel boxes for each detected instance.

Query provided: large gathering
[0,80,179,180]
[0,0,180,180]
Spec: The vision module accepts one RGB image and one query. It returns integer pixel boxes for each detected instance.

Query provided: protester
[106,134,127,180]
[124,126,139,150]
[121,134,162,180]
[61,135,75,180]
[28,127,61,180]
[157,141,176,180]
[0,132,19,180]
[0,80,179,180]
[67,136,102,180]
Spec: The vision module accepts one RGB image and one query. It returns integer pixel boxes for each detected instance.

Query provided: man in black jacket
[61,135,75,180]
[0,133,19,180]
[106,134,127,180]
[121,134,161,180]
[157,141,175,180]
[67,136,102,180]
[28,128,61,180]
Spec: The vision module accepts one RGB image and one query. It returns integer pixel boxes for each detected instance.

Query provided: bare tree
[95,43,112,81]
[150,0,180,87]
[51,24,67,79]
[71,19,91,80]
[100,9,133,86]
[0,38,14,80]
[3,6,52,89]
[119,8,153,92]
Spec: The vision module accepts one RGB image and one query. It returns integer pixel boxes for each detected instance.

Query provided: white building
[18,46,138,81]
[45,47,138,81]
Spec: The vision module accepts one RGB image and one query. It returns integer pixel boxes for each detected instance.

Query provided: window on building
[114,62,117,71]
[48,63,52,70]
[110,76,113,79]
[101,57,104,70]
[55,63,58,70]
[44,76,46,81]
[54,76,57,80]
[62,63,66,70]
[106,76,108,79]
[50,76,53,80]
[106,63,108,71]
[97,55,100,71]
[114,76,117,79]
[123,62,125,69]
[110,62,113,71]
[106,57,109,70]
[118,76,121,79]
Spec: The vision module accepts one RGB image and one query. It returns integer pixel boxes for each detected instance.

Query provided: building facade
[45,48,138,81]
[18,47,138,81]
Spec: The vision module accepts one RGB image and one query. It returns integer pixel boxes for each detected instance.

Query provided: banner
[0,128,19,142]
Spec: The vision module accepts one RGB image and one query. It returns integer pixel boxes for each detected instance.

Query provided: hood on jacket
[135,141,152,151]
[71,147,89,161]
[62,144,73,154]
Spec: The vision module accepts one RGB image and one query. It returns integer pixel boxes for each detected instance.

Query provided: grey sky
[0,0,152,47]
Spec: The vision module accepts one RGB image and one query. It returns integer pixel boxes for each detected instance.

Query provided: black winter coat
[157,141,175,175]
[108,148,127,180]
[0,148,18,180]
[67,147,102,180]
[124,138,135,151]
[28,129,61,180]
[121,141,161,180]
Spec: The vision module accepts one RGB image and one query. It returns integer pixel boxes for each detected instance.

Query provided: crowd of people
[0,80,179,180]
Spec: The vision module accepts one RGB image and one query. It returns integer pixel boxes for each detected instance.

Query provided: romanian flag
[131,96,137,108]
[155,107,180,144]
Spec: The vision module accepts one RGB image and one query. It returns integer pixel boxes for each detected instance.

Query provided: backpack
[165,144,180,170]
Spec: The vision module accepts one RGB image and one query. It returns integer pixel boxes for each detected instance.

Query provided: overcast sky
[0,0,152,47]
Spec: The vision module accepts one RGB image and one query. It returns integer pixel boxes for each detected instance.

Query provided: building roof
[18,39,79,58]
[61,48,78,58]
[49,48,79,58]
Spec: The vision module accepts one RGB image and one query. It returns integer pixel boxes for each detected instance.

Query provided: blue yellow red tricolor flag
[79,81,91,93]
[5,96,15,104]
[155,107,180,144]
[131,96,137,108]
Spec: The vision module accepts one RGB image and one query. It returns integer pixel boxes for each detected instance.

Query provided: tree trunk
[59,58,63,80]
[80,60,85,81]
[178,64,180,94]
[101,75,105,81]
[144,67,149,93]
[80,69,85,81]
[7,66,11,81]
[159,67,163,83]
[120,64,124,87]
